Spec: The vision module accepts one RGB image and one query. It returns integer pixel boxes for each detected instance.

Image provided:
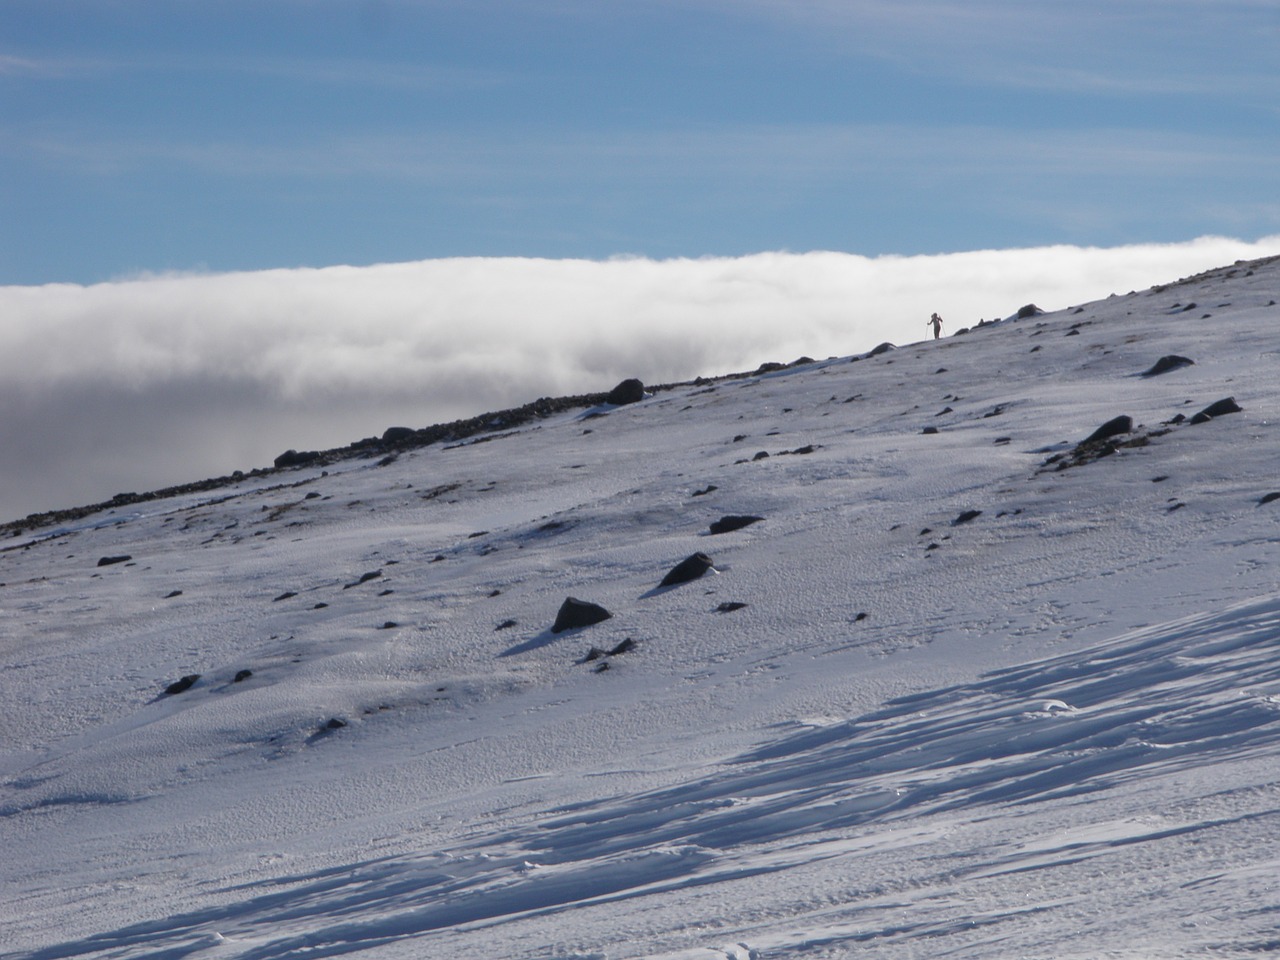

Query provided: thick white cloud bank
[2,236,1277,523]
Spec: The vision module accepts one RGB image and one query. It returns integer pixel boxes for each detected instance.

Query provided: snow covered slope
[3,256,1279,959]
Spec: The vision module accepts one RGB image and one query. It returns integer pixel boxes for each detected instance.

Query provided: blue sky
[3,0,1278,284]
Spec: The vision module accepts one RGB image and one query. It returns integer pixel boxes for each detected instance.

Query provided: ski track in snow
[3,256,1280,959]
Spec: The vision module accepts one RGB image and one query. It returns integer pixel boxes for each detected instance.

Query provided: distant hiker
[928,312,943,340]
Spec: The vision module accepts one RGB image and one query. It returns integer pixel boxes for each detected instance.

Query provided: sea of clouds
[2,236,1277,523]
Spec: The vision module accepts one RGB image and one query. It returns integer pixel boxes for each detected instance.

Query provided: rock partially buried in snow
[551,597,613,633]
[97,555,132,567]
[1081,415,1133,445]
[164,674,200,696]
[709,515,764,535]
[660,552,715,587]
[605,378,645,406]
[1189,397,1243,425]
[1142,355,1195,377]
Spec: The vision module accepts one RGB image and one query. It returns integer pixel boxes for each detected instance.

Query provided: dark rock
[381,426,416,444]
[273,591,297,602]
[605,378,645,405]
[273,449,321,469]
[1081,415,1133,445]
[608,637,637,656]
[313,602,329,609]
[709,515,764,535]
[952,510,983,526]
[752,450,770,461]
[692,484,719,497]
[716,601,748,613]
[495,619,518,631]
[660,552,715,587]
[1016,304,1042,319]
[343,570,383,589]
[164,590,183,599]
[325,717,347,730]
[922,426,939,435]
[97,555,132,567]
[1259,492,1280,506]
[305,491,321,499]
[1141,355,1195,377]
[379,621,398,629]
[233,669,253,683]
[853,612,868,622]
[164,674,200,696]
[867,342,895,357]
[753,361,787,375]
[552,597,613,633]
[1188,397,1242,424]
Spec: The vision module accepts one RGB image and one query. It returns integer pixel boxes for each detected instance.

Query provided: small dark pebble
[314,602,329,609]
[692,484,719,496]
[922,426,939,435]
[495,619,518,631]
[952,510,983,526]
[325,718,347,730]
[716,601,748,613]
[233,669,253,683]
[752,450,770,461]
[273,591,298,602]
[379,621,398,629]
[1259,492,1280,505]
[164,590,183,599]
[853,612,868,622]
[97,555,132,567]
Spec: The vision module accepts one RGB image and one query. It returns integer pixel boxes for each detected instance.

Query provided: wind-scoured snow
[3,257,1280,959]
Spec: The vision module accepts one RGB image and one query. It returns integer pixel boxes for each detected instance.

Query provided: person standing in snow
[927,312,943,340]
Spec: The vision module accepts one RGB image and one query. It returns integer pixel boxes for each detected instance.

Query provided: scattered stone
[1189,397,1242,424]
[952,509,983,526]
[752,450,770,461]
[867,342,895,357]
[379,589,394,597]
[660,552,715,587]
[273,591,297,602]
[1141,355,1195,377]
[716,601,748,613]
[97,555,132,567]
[343,570,383,589]
[551,597,613,633]
[1258,492,1280,506]
[710,515,764,535]
[325,717,347,730]
[379,621,398,629]
[233,669,253,683]
[314,602,329,609]
[853,612,868,622]
[922,426,939,435]
[164,590,183,599]
[1082,415,1133,445]
[164,674,200,696]
[1152,475,1169,483]
[305,491,321,499]
[495,619,518,631]
[605,378,645,406]
[936,406,953,416]
[692,484,719,497]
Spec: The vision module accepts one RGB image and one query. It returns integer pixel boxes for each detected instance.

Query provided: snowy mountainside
[2,256,1280,959]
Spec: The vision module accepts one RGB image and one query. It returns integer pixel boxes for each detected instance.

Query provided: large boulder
[605,379,645,406]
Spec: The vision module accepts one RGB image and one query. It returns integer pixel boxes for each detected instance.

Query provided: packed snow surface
[3,257,1280,959]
